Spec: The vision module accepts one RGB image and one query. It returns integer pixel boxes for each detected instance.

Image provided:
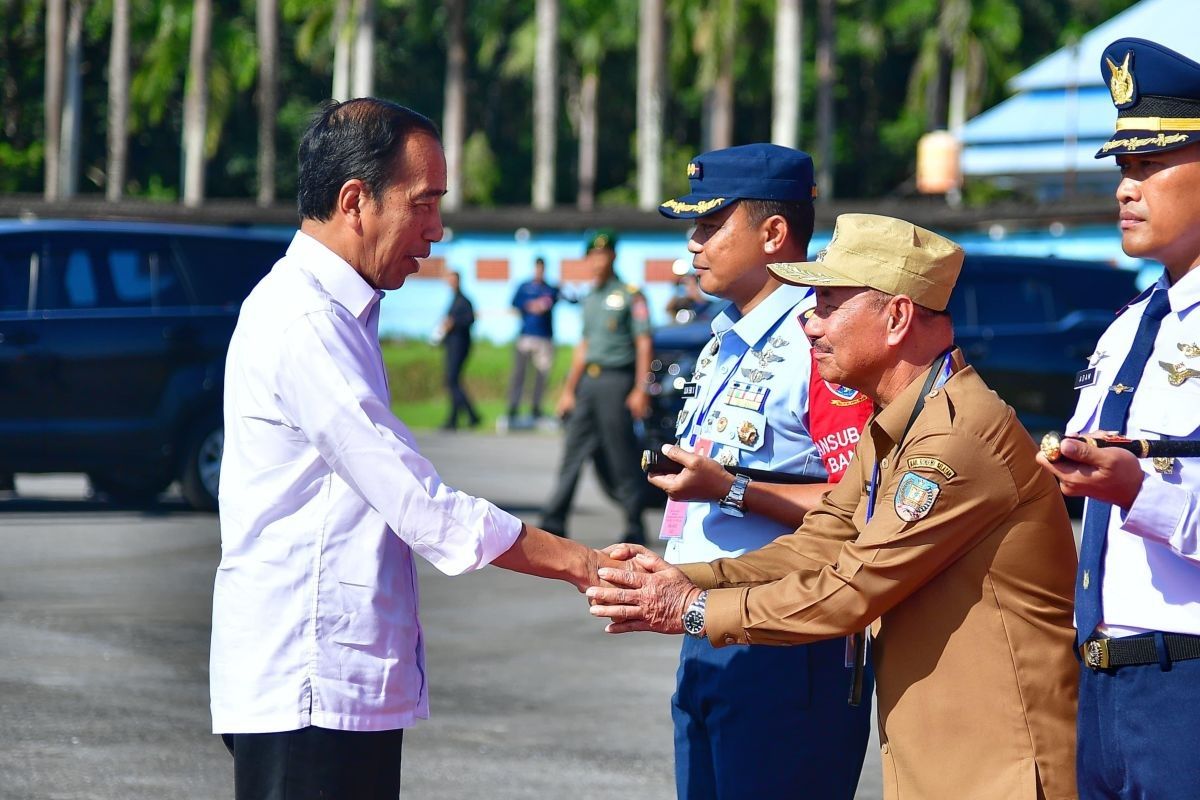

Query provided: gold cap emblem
[1106,52,1135,107]
[687,161,701,179]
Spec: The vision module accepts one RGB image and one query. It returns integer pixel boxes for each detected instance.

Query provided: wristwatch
[682,590,708,638]
[718,474,751,517]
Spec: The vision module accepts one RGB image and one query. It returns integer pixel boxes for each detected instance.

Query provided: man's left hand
[586,552,699,635]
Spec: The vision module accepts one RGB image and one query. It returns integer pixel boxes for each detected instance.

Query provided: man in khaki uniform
[588,214,1079,800]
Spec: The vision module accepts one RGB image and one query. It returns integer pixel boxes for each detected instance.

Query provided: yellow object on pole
[916,131,962,194]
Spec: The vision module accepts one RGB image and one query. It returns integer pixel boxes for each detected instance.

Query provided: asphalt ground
[0,431,889,799]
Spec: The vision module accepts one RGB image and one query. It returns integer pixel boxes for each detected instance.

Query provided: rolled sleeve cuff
[704,587,750,648]
[677,561,718,589]
[1122,473,1186,546]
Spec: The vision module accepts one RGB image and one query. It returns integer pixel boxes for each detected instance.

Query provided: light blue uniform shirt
[665,284,826,564]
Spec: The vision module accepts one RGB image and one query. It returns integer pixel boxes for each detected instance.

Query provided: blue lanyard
[865,352,954,522]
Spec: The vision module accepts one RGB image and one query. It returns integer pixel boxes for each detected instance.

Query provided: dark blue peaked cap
[1097,37,1200,158]
[658,143,816,219]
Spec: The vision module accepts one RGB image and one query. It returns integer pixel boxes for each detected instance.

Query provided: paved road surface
[1,430,883,799]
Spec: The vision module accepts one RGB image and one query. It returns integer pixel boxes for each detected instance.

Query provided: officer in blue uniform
[1038,37,1200,800]
[651,144,872,800]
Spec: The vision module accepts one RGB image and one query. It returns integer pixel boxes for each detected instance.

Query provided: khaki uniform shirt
[581,277,650,368]
[679,349,1078,800]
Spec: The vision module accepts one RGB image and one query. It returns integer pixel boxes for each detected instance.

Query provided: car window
[178,236,285,307]
[971,278,1053,325]
[40,235,188,311]
[0,239,36,313]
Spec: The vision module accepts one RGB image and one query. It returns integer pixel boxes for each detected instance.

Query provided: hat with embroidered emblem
[585,228,618,253]
[767,214,963,312]
[1096,37,1200,158]
[658,143,817,220]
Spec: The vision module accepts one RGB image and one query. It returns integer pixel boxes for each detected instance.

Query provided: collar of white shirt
[288,230,383,328]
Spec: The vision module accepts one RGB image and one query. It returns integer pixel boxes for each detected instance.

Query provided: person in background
[649,143,874,800]
[665,271,715,324]
[439,270,480,431]
[540,230,652,545]
[212,98,625,800]
[501,256,559,431]
[1037,37,1200,800]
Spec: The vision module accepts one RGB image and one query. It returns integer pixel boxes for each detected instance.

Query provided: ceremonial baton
[641,450,825,485]
[1040,431,1200,463]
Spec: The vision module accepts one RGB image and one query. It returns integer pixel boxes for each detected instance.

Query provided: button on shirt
[211,231,521,734]
[666,285,827,564]
[1066,267,1200,637]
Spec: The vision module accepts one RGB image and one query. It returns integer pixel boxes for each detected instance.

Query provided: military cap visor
[659,143,817,219]
[1096,38,1200,158]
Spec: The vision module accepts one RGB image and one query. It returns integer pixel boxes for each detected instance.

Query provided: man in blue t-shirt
[504,257,559,427]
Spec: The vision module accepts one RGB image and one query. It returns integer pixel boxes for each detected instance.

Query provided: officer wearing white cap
[650,144,873,800]
[1039,37,1200,799]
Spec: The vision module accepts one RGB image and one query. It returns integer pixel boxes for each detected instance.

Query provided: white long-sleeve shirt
[211,231,521,734]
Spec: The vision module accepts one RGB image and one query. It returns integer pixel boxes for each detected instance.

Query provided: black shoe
[621,531,647,546]
[540,520,567,538]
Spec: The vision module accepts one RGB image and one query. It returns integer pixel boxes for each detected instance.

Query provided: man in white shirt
[212,98,618,800]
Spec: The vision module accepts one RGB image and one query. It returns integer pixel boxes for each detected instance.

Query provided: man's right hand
[556,391,576,418]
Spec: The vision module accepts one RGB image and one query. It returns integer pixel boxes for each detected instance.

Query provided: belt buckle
[586,364,601,378]
[1081,639,1111,670]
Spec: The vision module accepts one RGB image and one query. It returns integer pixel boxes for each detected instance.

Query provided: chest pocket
[1130,385,1200,437]
[704,405,767,453]
[1067,380,1106,434]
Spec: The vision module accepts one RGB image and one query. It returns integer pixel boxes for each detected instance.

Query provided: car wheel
[88,470,172,506]
[181,419,223,512]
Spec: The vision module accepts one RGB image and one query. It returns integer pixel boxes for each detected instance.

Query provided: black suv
[0,220,290,509]
[644,254,1139,452]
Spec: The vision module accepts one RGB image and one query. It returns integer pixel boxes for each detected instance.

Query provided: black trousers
[443,335,479,428]
[541,368,645,540]
[222,727,404,800]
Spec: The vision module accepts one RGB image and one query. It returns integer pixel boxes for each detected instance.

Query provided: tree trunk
[58,0,83,198]
[44,0,65,200]
[576,69,598,211]
[352,0,375,98]
[332,0,352,101]
[815,0,834,202]
[706,0,737,151]
[107,0,130,201]
[256,0,278,206]
[636,0,664,210]
[442,0,466,211]
[771,0,802,149]
[182,0,212,208]
[532,0,558,210]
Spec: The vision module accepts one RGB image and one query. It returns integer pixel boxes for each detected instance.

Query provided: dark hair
[297,98,440,222]
[740,199,816,249]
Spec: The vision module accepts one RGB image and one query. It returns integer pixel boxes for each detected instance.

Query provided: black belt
[1080,633,1200,670]
[584,363,632,377]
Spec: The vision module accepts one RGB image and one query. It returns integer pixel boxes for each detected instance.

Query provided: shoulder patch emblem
[906,457,956,480]
[894,472,940,522]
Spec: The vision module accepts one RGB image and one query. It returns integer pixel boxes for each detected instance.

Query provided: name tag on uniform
[681,382,699,398]
[1074,367,1097,390]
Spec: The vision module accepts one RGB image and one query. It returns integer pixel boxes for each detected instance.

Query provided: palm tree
[107,0,130,201]
[58,0,84,198]
[815,0,834,201]
[532,0,558,210]
[352,0,375,98]
[44,0,65,201]
[332,0,352,101]
[182,0,212,207]
[442,0,467,211]
[256,0,278,206]
[771,0,802,149]
[637,0,665,210]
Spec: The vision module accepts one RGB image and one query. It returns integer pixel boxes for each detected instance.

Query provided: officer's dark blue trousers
[1077,638,1200,799]
[673,635,872,800]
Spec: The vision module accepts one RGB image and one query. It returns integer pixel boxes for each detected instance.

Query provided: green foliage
[382,337,573,430]
[463,130,501,206]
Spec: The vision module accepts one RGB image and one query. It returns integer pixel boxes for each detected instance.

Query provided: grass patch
[383,338,573,430]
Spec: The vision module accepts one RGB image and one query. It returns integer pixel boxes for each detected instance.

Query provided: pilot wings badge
[1159,360,1200,387]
